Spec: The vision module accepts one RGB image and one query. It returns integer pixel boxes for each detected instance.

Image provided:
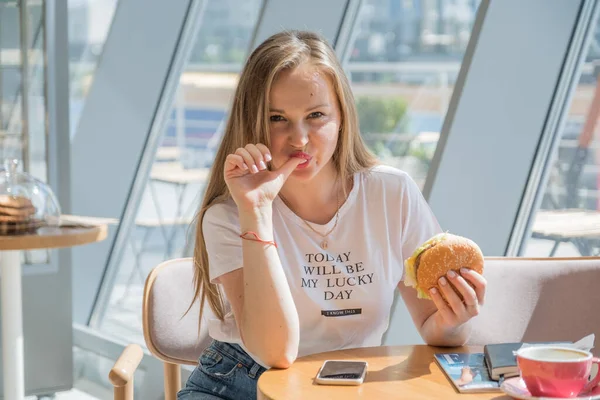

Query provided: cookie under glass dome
[0,158,61,235]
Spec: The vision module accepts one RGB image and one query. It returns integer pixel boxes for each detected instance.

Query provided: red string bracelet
[239,231,278,248]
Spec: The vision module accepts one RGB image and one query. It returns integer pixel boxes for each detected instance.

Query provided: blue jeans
[177,340,266,400]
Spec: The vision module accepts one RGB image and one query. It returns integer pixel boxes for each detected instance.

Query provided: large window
[0,0,47,181]
[68,0,119,135]
[347,0,481,188]
[93,0,483,344]
[522,19,600,258]
[0,1,54,265]
[97,0,264,344]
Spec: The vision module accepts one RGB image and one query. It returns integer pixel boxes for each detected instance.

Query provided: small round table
[257,345,513,399]
[0,223,108,400]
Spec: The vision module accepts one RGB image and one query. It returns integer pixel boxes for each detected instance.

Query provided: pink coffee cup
[516,346,600,398]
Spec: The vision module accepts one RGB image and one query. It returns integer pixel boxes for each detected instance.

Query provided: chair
[468,257,600,355]
[109,257,213,400]
[109,257,600,398]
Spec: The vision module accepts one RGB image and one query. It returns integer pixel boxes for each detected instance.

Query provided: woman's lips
[290,152,312,169]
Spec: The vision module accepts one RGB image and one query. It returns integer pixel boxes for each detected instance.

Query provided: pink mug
[516,346,600,398]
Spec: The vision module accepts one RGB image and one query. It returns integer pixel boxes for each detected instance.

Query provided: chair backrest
[469,257,600,355]
[142,258,214,365]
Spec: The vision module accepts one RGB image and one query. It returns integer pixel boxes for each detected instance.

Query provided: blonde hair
[192,30,378,321]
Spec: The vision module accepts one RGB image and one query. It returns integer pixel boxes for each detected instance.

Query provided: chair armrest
[109,344,144,400]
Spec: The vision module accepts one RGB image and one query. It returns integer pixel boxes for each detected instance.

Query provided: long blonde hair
[192,30,378,322]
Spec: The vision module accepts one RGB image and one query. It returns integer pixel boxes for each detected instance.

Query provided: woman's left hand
[428,268,487,331]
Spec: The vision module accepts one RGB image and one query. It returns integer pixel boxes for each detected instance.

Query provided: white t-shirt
[203,165,442,365]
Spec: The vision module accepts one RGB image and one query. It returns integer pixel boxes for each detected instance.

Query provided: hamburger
[403,233,484,300]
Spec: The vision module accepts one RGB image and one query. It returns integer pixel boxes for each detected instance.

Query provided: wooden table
[0,221,108,400]
[149,162,209,222]
[532,209,600,240]
[257,345,511,400]
[150,163,209,185]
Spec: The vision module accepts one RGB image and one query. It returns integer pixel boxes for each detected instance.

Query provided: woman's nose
[288,123,309,147]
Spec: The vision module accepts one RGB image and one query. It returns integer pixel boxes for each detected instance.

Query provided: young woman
[178,30,487,400]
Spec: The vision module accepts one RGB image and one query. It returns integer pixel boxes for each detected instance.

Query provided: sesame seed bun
[404,233,484,300]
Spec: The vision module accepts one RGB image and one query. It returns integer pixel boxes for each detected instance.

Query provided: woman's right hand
[224,143,304,212]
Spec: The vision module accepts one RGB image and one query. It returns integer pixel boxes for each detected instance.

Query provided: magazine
[434,352,501,393]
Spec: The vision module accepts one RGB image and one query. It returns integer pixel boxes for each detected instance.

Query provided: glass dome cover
[0,158,61,235]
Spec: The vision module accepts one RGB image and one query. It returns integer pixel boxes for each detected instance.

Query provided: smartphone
[314,360,368,386]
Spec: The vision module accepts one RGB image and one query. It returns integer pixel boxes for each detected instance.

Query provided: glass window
[0,0,110,188]
[522,19,600,258]
[0,0,118,267]
[347,0,481,189]
[68,0,119,135]
[0,0,47,181]
[97,0,264,344]
[1,0,52,264]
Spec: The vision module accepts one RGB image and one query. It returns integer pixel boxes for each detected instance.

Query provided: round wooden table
[0,222,108,400]
[258,345,513,399]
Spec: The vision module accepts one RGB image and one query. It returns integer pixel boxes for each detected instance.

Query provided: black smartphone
[315,360,368,386]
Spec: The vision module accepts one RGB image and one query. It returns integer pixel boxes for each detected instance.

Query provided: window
[68,0,119,135]
[0,0,47,181]
[522,19,600,258]
[347,0,481,188]
[96,0,264,344]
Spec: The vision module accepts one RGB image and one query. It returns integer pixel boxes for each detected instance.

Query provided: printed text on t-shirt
[301,251,374,300]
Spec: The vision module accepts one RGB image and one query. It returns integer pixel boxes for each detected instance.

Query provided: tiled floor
[22,379,112,399]
[26,386,108,400]
[26,389,100,400]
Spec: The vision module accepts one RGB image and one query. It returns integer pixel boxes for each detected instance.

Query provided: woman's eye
[270,115,285,122]
[308,112,324,119]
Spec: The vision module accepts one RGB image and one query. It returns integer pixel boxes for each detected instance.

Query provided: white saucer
[501,377,600,400]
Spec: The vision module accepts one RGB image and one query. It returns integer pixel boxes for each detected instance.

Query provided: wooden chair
[109,344,144,400]
[109,257,213,400]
